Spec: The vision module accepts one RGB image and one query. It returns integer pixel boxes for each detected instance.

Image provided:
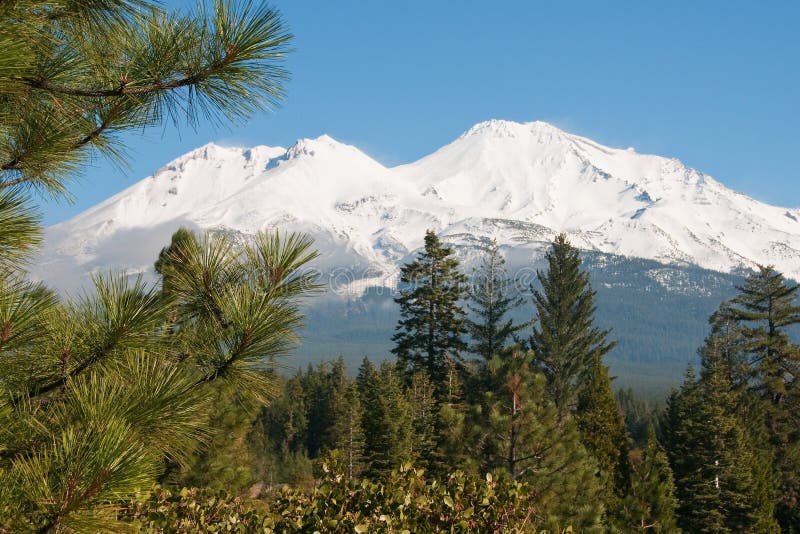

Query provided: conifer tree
[357,359,414,476]
[325,359,365,479]
[617,387,661,447]
[175,385,259,493]
[392,230,467,388]
[727,265,800,530]
[622,424,680,533]
[475,348,604,531]
[0,3,315,528]
[576,354,632,524]
[406,370,438,469]
[465,239,527,361]
[664,330,779,532]
[530,233,616,415]
[252,371,313,486]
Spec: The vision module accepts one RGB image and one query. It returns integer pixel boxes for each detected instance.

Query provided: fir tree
[727,265,800,530]
[392,230,467,389]
[530,233,616,415]
[406,370,438,469]
[174,385,259,494]
[664,330,779,532]
[475,349,604,531]
[357,359,414,476]
[326,359,365,479]
[576,354,632,524]
[252,371,313,486]
[622,424,680,533]
[465,239,527,361]
[617,388,661,446]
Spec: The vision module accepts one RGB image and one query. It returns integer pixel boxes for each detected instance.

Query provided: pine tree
[530,233,616,415]
[251,371,313,486]
[475,349,604,531]
[174,385,259,494]
[727,265,800,530]
[465,239,527,361]
[0,4,312,528]
[406,370,438,470]
[325,359,365,479]
[576,354,632,524]
[617,387,661,446]
[357,359,414,476]
[392,230,467,389]
[664,328,779,532]
[622,424,680,533]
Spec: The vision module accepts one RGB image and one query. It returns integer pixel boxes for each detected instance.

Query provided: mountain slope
[33,119,800,294]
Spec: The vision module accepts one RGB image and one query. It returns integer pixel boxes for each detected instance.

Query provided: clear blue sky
[41,0,800,225]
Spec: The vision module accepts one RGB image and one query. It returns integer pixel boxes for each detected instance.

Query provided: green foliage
[616,388,662,446]
[0,0,292,197]
[260,466,549,533]
[530,233,616,415]
[318,359,365,479]
[468,349,604,531]
[358,360,414,476]
[0,191,41,272]
[392,230,467,389]
[621,424,680,533]
[120,486,268,532]
[122,467,575,533]
[726,265,800,530]
[465,239,527,361]
[0,2,306,530]
[664,332,779,533]
[0,229,319,532]
[576,355,632,523]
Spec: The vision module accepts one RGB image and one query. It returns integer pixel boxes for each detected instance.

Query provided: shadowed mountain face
[32,120,799,391]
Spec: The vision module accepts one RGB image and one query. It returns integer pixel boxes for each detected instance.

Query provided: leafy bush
[121,465,575,533]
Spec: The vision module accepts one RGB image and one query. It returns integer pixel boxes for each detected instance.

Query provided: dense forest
[141,228,799,533]
[1,1,799,532]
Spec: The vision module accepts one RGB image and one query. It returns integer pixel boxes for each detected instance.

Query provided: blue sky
[42,0,800,225]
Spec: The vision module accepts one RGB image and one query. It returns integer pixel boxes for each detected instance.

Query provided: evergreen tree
[1,1,291,197]
[576,354,632,524]
[617,387,661,446]
[174,386,258,494]
[664,331,778,532]
[727,265,800,530]
[0,3,312,528]
[154,227,198,301]
[154,227,197,275]
[251,371,313,487]
[406,370,438,470]
[465,239,527,361]
[357,359,414,476]
[530,233,616,415]
[325,359,365,479]
[622,424,680,533]
[475,349,604,531]
[392,230,467,388]
[431,359,471,477]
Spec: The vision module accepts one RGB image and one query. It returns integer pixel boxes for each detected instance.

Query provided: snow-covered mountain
[34,119,800,293]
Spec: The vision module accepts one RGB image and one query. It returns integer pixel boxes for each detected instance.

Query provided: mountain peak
[285,134,353,159]
[460,119,566,140]
[34,123,800,295]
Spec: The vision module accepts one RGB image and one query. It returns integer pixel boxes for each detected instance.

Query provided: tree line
[203,229,798,533]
